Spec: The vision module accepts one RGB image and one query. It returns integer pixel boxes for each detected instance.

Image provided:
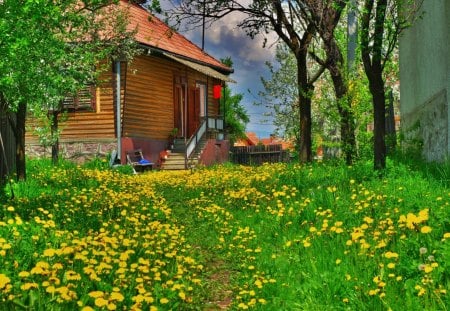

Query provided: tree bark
[297,51,313,162]
[361,0,388,170]
[51,110,59,165]
[15,102,26,180]
[325,38,356,165]
[370,75,386,170]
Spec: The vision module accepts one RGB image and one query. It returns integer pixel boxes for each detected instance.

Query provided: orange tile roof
[245,132,260,145]
[121,1,232,73]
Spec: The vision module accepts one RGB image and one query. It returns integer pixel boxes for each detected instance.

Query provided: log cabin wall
[122,54,173,140]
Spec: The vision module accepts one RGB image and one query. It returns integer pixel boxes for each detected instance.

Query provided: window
[62,85,97,112]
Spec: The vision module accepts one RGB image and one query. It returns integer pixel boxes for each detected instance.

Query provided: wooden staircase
[161,138,207,170]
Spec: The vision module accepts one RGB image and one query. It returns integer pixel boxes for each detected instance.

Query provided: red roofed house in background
[233,132,260,147]
[26,0,234,170]
[234,132,294,151]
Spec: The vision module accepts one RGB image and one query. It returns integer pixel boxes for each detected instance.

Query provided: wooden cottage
[26,0,234,170]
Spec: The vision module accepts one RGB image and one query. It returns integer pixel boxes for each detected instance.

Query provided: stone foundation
[26,140,117,164]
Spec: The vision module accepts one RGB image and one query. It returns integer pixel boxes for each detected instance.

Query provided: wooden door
[173,84,186,137]
[187,87,200,138]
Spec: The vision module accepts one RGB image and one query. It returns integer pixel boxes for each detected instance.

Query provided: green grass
[0,156,449,310]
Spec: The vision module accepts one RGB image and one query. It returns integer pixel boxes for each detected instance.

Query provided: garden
[0,158,449,310]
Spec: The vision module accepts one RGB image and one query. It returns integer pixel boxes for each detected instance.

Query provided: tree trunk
[334,80,356,165]
[326,42,356,165]
[297,52,312,163]
[360,0,388,170]
[51,110,59,165]
[370,76,386,170]
[15,102,26,180]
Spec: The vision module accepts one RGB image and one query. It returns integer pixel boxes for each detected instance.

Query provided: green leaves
[0,0,137,112]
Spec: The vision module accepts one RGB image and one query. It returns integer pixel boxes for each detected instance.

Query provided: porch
[121,116,229,170]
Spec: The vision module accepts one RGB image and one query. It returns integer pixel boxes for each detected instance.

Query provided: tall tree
[0,0,137,178]
[305,0,357,164]
[258,44,300,145]
[220,85,249,144]
[219,57,250,144]
[359,0,422,170]
[171,0,326,162]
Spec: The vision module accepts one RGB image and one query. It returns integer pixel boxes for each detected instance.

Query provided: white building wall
[400,0,450,161]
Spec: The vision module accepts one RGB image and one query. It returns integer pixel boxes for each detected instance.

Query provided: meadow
[0,157,449,310]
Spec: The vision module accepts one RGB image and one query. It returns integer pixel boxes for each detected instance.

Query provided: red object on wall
[213,84,222,99]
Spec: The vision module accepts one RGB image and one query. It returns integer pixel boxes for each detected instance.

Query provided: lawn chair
[126,149,154,174]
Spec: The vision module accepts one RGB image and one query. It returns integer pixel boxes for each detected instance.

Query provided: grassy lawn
[0,158,449,310]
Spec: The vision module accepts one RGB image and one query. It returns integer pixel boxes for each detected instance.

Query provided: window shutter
[63,85,96,112]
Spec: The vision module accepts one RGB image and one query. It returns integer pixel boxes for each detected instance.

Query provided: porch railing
[185,116,224,168]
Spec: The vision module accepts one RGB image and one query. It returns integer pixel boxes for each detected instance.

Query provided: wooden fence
[0,111,16,183]
[230,144,290,165]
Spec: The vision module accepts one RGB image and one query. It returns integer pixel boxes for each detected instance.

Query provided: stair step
[162,136,207,170]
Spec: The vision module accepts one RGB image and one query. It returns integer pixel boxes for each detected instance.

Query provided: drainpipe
[115,61,122,162]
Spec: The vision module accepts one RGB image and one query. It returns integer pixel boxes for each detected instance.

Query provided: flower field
[1,159,449,310]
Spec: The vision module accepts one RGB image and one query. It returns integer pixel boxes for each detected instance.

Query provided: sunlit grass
[1,158,449,310]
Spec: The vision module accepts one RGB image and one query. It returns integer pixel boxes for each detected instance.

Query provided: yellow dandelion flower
[107,303,117,310]
[160,298,169,304]
[368,289,379,296]
[65,270,81,281]
[81,307,95,311]
[18,271,30,278]
[336,259,342,265]
[0,274,11,289]
[88,291,104,298]
[43,248,56,257]
[421,226,432,234]
[46,286,56,294]
[387,263,396,269]
[418,209,429,221]
[254,279,263,289]
[110,292,124,302]
[363,216,374,224]
[384,251,399,259]
[443,232,450,239]
[20,283,38,290]
[178,291,186,300]
[95,297,109,308]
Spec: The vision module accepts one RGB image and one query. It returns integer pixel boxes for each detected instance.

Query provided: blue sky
[158,2,278,138]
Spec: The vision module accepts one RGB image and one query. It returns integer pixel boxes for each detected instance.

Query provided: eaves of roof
[164,53,236,83]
